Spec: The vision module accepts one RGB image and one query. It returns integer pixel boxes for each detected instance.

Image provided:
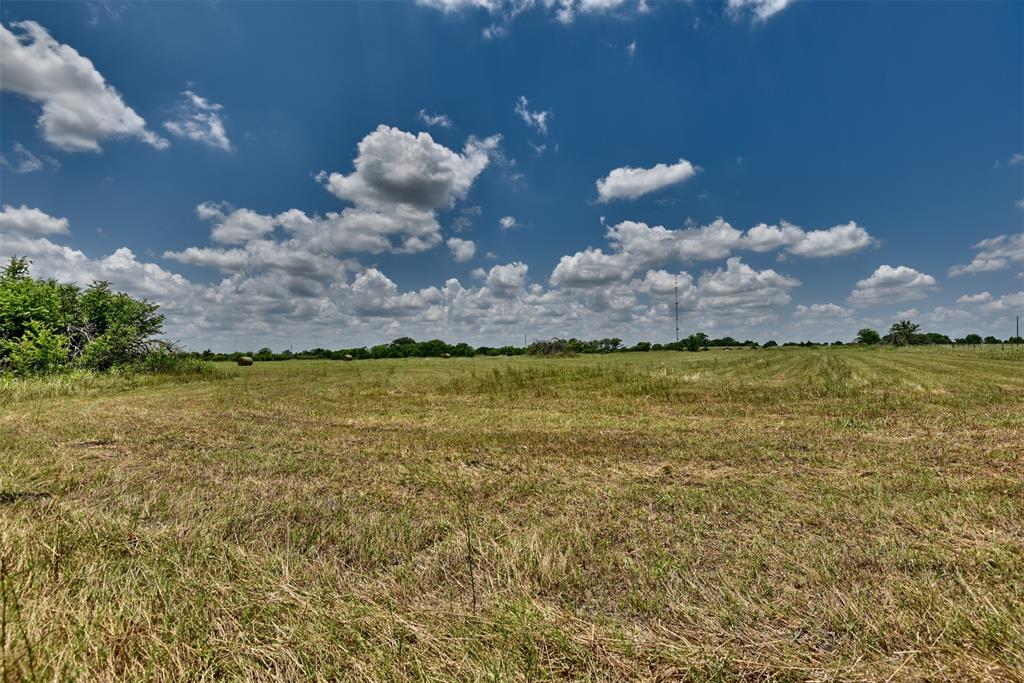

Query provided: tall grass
[1,348,1022,680]
[0,358,224,406]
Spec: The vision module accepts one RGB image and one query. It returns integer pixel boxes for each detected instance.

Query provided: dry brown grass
[1,347,1022,681]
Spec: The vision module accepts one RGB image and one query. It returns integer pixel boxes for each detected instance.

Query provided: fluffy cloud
[196,202,276,245]
[608,219,740,264]
[795,302,851,319]
[956,292,992,304]
[483,261,529,296]
[783,222,876,257]
[514,96,551,135]
[417,109,452,128]
[0,231,192,302]
[551,217,876,286]
[696,257,799,310]
[551,250,798,315]
[164,238,356,281]
[163,91,232,151]
[13,204,1018,350]
[0,204,70,236]
[849,265,938,307]
[982,291,1024,313]
[284,206,443,254]
[948,233,1024,276]
[348,269,445,318]
[596,159,698,202]
[320,125,496,212]
[313,126,498,253]
[549,248,630,288]
[499,215,519,230]
[174,126,498,261]
[0,20,167,152]
[447,237,477,262]
[740,221,877,257]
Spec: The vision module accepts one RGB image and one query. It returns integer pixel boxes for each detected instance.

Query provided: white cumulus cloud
[948,233,1024,276]
[596,159,698,202]
[447,237,477,262]
[849,265,938,307]
[0,204,70,236]
[957,292,992,304]
[0,20,167,152]
[320,125,497,212]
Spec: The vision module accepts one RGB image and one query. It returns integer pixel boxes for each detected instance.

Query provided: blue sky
[1,0,1022,350]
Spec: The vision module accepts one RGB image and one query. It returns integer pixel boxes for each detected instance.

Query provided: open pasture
[1,347,1022,681]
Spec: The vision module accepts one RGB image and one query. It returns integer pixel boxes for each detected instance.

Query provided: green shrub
[124,351,217,376]
[1,257,172,376]
[1,322,69,375]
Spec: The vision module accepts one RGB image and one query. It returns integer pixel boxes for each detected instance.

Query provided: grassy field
[1,347,1022,681]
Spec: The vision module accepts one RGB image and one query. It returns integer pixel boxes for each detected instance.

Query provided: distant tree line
[191,322,1022,364]
[187,333,767,363]
[857,320,1023,347]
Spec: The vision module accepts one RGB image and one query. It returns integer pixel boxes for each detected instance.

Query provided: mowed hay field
[2,348,1023,681]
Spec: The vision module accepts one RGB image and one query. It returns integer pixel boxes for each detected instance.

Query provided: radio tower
[674,275,679,342]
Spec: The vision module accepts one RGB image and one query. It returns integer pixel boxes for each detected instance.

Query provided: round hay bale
[442,353,452,358]
[343,354,354,361]
[237,356,253,366]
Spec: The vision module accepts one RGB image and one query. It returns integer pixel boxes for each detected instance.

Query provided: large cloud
[320,125,497,211]
[596,159,698,202]
[696,257,800,310]
[549,248,631,288]
[196,202,276,245]
[169,126,498,260]
[0,20,167,152]
[739,221,876,257]
[551,217,876,286]
[849,265,938,307]
[0,233,192,302]
[8,204,1017,350]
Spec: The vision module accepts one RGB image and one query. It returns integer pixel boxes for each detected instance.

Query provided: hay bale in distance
[237,356,254,366]
[343,354,354,361]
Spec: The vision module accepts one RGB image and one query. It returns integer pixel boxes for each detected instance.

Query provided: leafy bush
[0,257,186,375]
[527,338,575,356]
[121,351,217,376]
[1,322,69,375]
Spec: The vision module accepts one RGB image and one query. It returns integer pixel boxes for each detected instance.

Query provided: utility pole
[674,275,679,343]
